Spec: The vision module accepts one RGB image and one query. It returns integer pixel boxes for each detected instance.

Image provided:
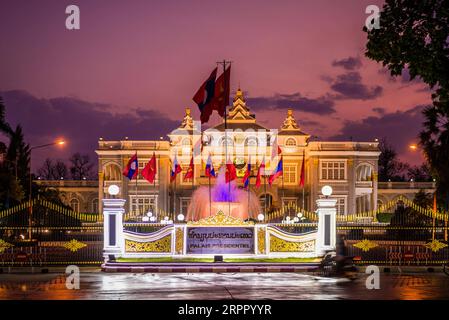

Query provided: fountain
[187,167,261,221]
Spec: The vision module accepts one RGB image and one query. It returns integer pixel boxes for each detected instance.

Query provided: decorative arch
[70,198,80,212]
[92,198,99,213]
[356,162,374,181]
[244,136,259,147]
[285,137,297,146]
[103,162,122,181]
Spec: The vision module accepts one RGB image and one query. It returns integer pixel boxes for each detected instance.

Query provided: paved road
[1,271,449,300]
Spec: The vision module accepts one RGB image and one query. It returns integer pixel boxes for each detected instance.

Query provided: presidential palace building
[36,89,436,217]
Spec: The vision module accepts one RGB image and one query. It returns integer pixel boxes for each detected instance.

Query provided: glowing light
[177,214,185,221]
[257,213,264,221]
[142,216,149,222]
[108,185,120,196]
[146,211,153,217]
[321,185,333,197]
[409,144,418,151]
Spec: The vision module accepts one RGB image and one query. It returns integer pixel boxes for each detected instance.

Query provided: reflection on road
[1,272,449,300]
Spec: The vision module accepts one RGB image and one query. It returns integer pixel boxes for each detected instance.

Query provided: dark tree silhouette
[364,0,449,209]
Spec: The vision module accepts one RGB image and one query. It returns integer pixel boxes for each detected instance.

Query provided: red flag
[255,158,265,188]
[299,153,305,187]
[142,153,157,183]
[184,156,194,181]
[193,68,217,124]
[211,66,231,118]
[225,160,237,183]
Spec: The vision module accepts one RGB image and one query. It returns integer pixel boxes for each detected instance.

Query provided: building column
[316,197,337,255]
[347,159,356,215]
[98,171,104,216]
[103,198,126,262]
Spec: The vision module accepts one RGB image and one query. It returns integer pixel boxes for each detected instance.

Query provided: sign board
[186,227,255,254]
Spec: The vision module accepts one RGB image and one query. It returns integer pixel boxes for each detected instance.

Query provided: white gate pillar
[103,198,126,262]
[316,186,337,256]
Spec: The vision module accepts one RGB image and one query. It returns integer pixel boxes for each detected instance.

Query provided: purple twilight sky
[0,0,430,171]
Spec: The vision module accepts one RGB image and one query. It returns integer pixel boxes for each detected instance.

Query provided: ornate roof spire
[228,87,254,121]
[281,109,300,130]
[179,107,194,129]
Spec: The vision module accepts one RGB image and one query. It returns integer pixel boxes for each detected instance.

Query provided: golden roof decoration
[187,211,254,226]
[228,88,254,121]
[179,107,194,129]
[281,109,300,130]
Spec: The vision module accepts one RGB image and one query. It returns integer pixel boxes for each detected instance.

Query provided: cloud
[1,90,179,171]
[246,93,336,115]
[330,105,424,155]
[330,71,383,100]
[372,107,386,115]
[331,56,362,70]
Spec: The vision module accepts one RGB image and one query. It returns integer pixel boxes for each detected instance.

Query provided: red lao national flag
[142,153,157,183]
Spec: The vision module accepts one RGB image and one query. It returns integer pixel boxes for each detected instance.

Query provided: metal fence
[0,200,103,266]
[1,198,449,266]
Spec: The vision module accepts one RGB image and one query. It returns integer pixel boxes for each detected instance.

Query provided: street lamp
[409,144,418,151]
[28,139,66,240]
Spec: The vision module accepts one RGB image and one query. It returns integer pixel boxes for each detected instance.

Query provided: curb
[101,263,320,273]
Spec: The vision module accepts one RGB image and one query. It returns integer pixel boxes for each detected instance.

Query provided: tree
[407,163,433,182]
[5,125,30,198]
[0,97,13,137]
[37,158,68,180]
[69,153,94,180]
[364,0,449,209]
[378,138,409,181]
[37,158,56,180]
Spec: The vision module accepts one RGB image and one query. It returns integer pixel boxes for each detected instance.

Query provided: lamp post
[28,140,65,240]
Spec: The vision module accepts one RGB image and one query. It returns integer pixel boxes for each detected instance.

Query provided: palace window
[285,138,296,146]
[332,196,346,215]
[283,165,297,184]
[92,199,99,213]
[282,197,297,207]
[320,160,346,180]
[70,198,80,213]
[130,196,157,216]
[259,194,273,210]
[180,198,191,215]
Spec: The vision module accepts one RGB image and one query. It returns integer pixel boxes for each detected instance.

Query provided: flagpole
[302,150,305,210]
[264,174,267,218]
[135,150,138,219]
[217,59,232,216]
[154,151,157,221]
[281,156,285,220]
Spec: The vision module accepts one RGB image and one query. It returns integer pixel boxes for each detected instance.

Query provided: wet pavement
[1,270,449,300]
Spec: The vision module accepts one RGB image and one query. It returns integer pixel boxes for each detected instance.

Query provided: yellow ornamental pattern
[175,228,184,254]
[0,239,14,253]
[257,228,266,254]
[125,235,172,253]
[353,239,378,252]
[63,239,87,252]
[269,235,315,252]
[424,239,448,253]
